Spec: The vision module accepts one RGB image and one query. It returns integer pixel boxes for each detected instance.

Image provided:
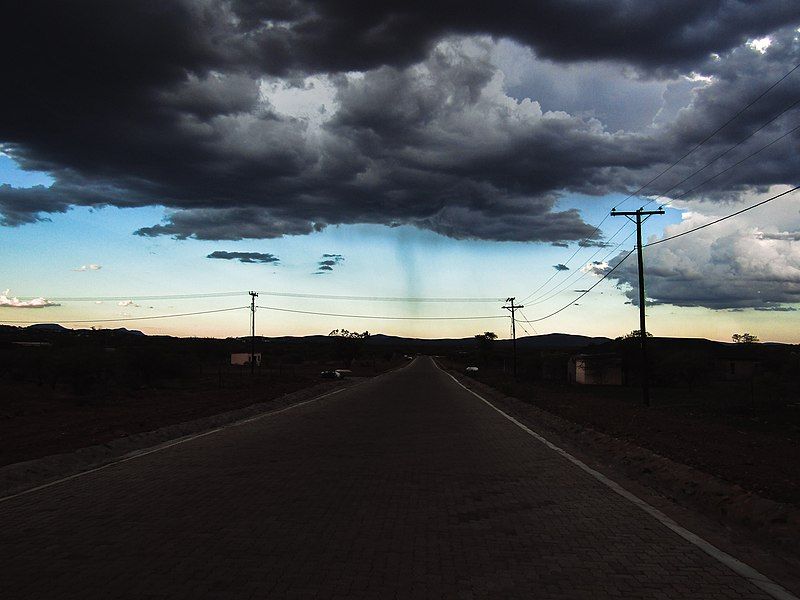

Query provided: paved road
[0,357,776,599]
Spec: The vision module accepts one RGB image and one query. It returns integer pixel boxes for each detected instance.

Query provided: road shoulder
[437,360,800,599]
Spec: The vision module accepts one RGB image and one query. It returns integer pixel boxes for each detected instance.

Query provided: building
[231,352,261,366]
[568,353,623,385]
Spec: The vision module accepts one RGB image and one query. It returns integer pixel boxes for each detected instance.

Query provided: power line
[21,290,502,303]
[654,123,800,210]
[516,309,537,336]
[256,291,503,303]
[643,185,800,248]
[520,61,800,303]
[524,229,637,308]
[615,61,800,211]
[519,249,636,324]
[256,305,507,321]
[0,306,249,324]
[521,185,799,327]
[522,223,635,305]
[37,292,247,302]
[519,217,614,303]
[640,98,800,211]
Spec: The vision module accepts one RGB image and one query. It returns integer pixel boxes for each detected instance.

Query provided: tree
[619,329,653,340]
[329,329,370,366]
[474,331,497,365]
[732,332,759,344]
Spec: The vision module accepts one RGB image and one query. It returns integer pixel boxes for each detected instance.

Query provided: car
[320,370,341,379]
[465,366,479,373]
[334,369,352,378]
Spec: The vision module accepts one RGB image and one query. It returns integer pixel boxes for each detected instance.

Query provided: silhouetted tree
[619,329,653,340]
[732,332,759,344]
[474,331,497,365]
[329,329,370,367]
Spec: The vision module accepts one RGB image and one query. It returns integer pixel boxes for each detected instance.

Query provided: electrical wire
[256,291,503,303]
[614,61,800,212]
[652,124,800,211]
[516,310,537,336]
[0,306,249,324]
[519,62,800,303]
[522,221,634,305]
[256,305,508,321]
[643,185,800,248]
[519,249,636,324]
[40,292,247,302]
[640,98,800,211]
[525,230,637,307]
[20,290,503,303]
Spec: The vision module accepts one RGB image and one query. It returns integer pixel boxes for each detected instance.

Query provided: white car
[465,366,479,373]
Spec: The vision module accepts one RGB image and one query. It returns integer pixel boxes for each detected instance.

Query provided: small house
[569,353,623,385]
[231,352,261,366]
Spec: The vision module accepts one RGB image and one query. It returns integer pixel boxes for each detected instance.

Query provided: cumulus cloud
[72,264,101,271]
[0,289,59,308]
[206,251,280,264]
[581,261,611,276]
[606,186,800,309]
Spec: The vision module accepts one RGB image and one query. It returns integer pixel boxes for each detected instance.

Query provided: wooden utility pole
[611,207,664,405]
[502,297,524,378]
[249,291,259,375]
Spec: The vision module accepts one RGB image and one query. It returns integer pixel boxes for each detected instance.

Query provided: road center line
[438,364,798,600]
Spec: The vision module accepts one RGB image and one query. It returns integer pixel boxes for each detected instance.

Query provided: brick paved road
[0,357,775,599]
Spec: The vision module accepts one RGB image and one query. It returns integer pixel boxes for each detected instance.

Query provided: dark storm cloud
[206,250,280,264]
[213,1,800,73]
[1,1,800,245]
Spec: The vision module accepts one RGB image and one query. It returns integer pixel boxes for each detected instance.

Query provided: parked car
[320,370,341,379]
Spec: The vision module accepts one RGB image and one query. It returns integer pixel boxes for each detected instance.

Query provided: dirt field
[0,358,402,467]
[445,360,800,506]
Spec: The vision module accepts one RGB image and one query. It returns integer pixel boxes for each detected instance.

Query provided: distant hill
[25,323,70,333]
[515,333,611,348]
[254,332,610,349]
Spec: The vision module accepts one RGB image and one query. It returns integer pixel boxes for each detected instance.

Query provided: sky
[2,1,800,342]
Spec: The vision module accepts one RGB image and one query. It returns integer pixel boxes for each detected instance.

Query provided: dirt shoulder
[438,361,800,594]
[0,359,404,468]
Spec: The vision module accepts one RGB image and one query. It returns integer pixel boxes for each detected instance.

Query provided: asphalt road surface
[0,357,780,599]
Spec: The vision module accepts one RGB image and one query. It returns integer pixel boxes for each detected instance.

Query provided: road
[0,357,780,599]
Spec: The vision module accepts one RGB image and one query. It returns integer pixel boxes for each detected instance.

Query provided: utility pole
[610,207,664,406]
[502,297,524,378]
[249,291,259,375]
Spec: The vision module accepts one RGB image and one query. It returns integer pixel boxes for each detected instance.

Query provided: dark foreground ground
[445,359,800,507]
[0,358,401,467]
[0,357,787,599]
